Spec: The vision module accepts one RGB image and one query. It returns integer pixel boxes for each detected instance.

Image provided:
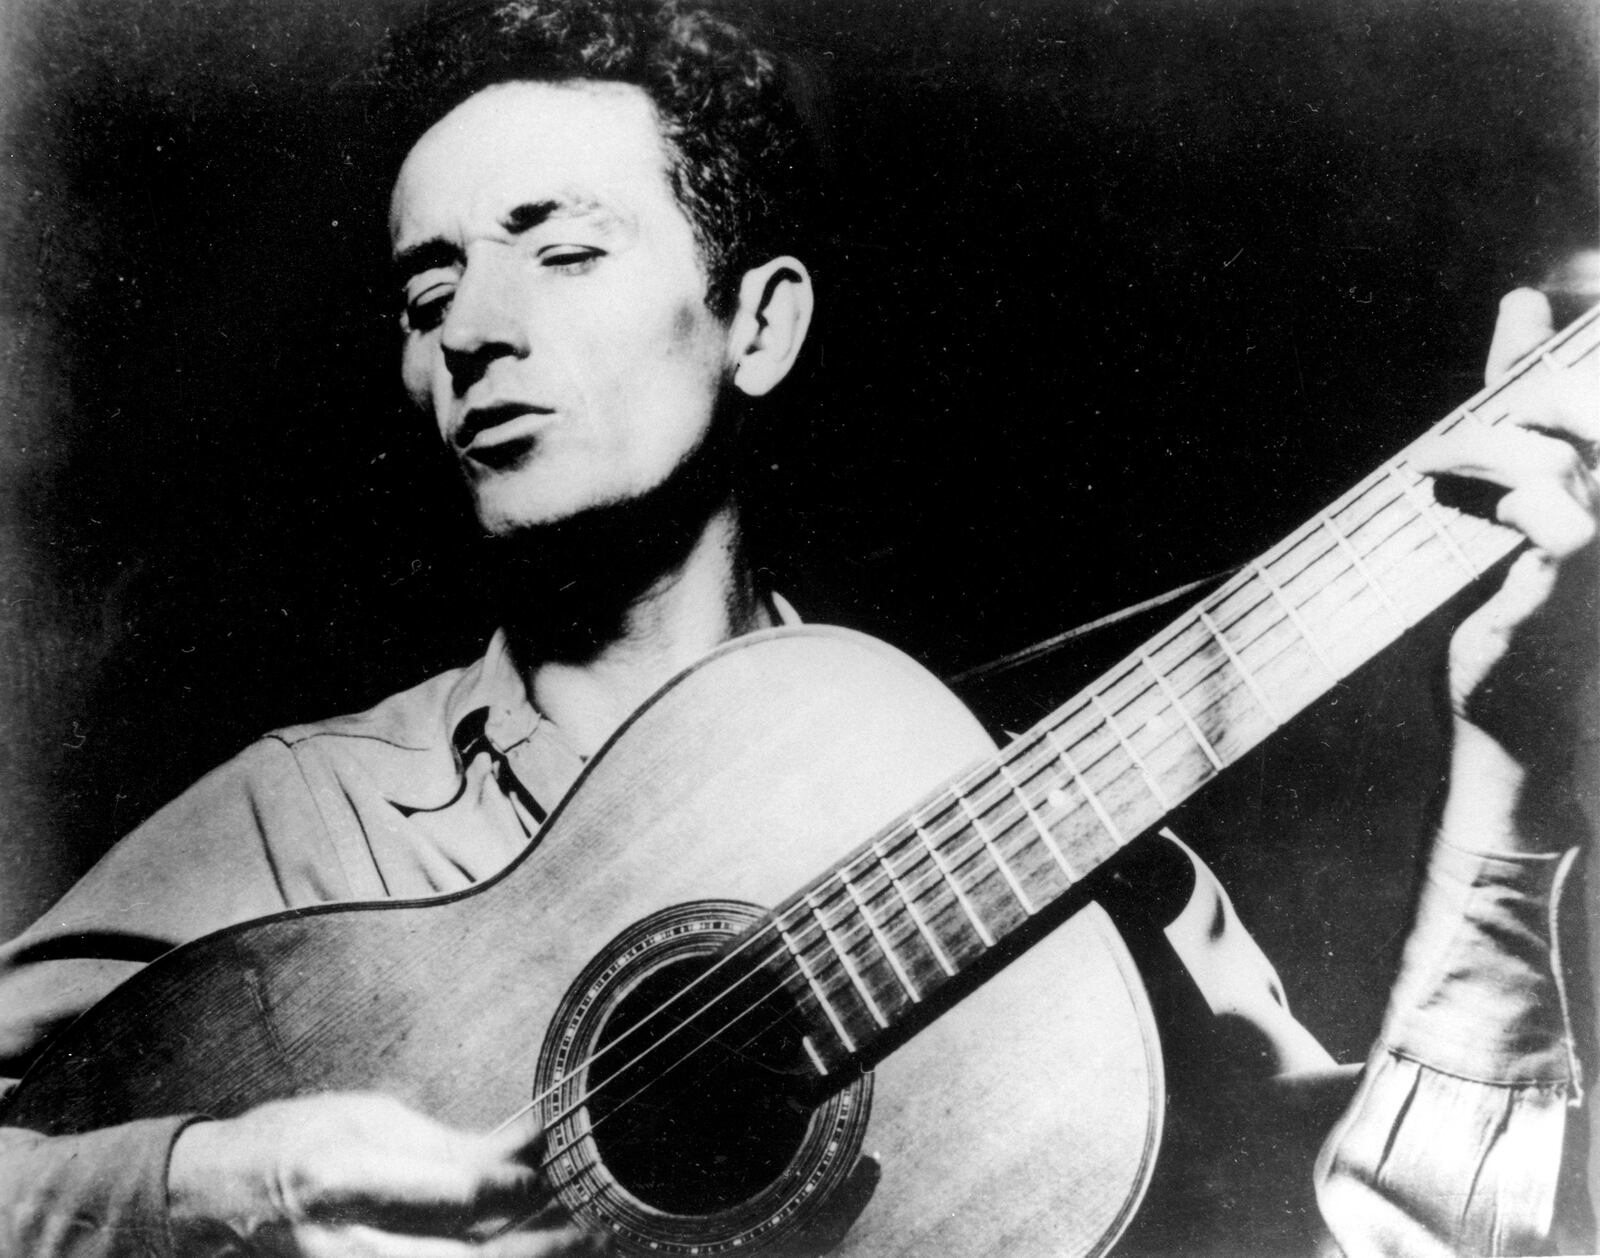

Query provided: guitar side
[6,626,1163,1257]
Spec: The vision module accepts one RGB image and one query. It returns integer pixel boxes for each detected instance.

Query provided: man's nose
[439,252,530,393]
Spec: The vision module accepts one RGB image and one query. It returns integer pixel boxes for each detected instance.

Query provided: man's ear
[726,256,814,398]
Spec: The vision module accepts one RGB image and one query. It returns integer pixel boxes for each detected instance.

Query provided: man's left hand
[1412,287,1600,852]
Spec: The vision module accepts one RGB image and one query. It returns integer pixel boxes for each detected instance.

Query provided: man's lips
[454,402,555,453]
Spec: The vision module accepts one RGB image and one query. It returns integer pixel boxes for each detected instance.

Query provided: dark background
[0,0,1595,1077]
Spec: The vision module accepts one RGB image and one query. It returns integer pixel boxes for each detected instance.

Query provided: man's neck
[514,507,774,757]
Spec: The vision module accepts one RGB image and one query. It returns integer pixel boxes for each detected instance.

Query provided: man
[0,1,1594,1255]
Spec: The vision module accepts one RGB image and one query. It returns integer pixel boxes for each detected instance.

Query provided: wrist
[167,1118,259,1249]
[1440,717,1586,855]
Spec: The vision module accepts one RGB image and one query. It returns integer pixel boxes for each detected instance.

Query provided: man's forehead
[389,80,675,247]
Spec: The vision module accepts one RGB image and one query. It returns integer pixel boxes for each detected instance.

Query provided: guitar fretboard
[767,307,1600,1072]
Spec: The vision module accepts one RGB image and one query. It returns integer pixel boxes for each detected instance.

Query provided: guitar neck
[770,304,1600,1072]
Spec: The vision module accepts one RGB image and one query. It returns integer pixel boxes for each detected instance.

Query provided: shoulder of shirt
[242,641,522,817]
[260,598,800,756]
[267,667,471,754]
[235,605,796,804]
[264,629,529,760]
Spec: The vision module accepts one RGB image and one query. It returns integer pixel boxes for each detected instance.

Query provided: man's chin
[471,489,659,559]
[471,491,614,539]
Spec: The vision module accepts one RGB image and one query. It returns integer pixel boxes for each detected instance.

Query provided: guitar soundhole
[537,901,873,1254]
[587,952,813,1213]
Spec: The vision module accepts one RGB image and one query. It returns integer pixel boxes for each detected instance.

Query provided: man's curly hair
[378,0,818,318]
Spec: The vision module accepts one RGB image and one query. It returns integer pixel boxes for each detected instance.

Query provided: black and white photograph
[0,0,1596,1253]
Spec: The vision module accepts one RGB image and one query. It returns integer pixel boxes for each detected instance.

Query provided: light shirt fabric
[0,627,1586,1256]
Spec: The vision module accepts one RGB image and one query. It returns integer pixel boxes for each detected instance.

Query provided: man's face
[390,80,734,536]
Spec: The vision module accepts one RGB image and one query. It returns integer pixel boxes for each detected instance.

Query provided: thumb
[1486,288,1554,383]
[482,1108,552,1163]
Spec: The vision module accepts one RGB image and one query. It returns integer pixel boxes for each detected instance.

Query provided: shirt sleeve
[0,1119,198,1258]
[0,738,336,1258]
[1314,840,1588,1256]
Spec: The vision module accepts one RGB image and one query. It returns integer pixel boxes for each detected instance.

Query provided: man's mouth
[455,402,555,461]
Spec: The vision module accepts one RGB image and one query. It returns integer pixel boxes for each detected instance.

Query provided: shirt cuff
[1381,838,1582,1088]
[0,1115,198,1258]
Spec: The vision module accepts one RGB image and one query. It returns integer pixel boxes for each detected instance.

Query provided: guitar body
[6,627,1163,1257]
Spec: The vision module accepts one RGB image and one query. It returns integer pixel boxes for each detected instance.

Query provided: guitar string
[740,430,1531,1060]
[506,483,1495,1211]
[505,464,1408,1137]
[512,606,1335,1206]
[488,330,1591,1218]
[493,417,1450,1139]
[500,633,1229,1144]
[488,382,1567,1236]
[494,427,1482,1161]
[507,496,1502,1217]
[506,546,1377,1178]
[507,445,1491,1153]
[510,349,1537,1136]
[520,531,1457,1161]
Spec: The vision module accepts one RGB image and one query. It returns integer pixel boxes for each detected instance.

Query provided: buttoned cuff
[1381,839,1582,1089]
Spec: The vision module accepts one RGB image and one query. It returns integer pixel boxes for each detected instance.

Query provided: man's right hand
[167,1092,608,1256]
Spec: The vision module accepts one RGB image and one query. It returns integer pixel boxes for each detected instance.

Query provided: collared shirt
[0,627,1587,1256]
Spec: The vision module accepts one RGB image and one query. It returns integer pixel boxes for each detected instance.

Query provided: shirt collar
[443,627,543,758]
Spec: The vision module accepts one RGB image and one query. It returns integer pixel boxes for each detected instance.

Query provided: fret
[1384,464,1481,578]
[1088,691,1174,808]
[1207,579,1291,665]
[912,819,996,948]
[1327,485,1458,628]
[1267,524,1367,617]
[956,790,1035,915]
[807,894,889,1029]
[1190,587,1322,735]
[1328,478,1413,557]
[846,849,950,994]
[776,916,857,1054]
[921,793,1032,940]
[882,829,989,971]
[970,769,1076,907]
[1249,561,1338,679]
[1316,509,1409,631]
[1140,612,1284,762]
[875,840,958,977]
[1043,725,1127,847]
[1205,577,1302,677]
[1137,652,1224,772]
[1196,608,1281,724]
[998,759,1078,880]
[1066,698,1177,830]
[843,875,922,1003]
[815,872,919,1024]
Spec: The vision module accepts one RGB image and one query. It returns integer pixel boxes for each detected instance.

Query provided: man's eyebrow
[393,198,625,285]
[505,196,630,237]
[502,199,564,234]
[392,239,464,287]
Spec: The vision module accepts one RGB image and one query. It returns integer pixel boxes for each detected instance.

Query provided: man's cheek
[400,343,435,415]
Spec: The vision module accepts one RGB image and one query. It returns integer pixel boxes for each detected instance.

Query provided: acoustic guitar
[7,304,1597,1256]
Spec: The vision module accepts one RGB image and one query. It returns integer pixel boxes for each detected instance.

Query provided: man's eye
[540,247,603,274]
[403,290,453,333]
